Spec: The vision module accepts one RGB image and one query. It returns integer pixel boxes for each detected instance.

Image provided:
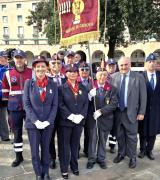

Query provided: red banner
[57,0,100,46]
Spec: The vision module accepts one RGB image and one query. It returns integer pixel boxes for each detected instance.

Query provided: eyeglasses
[51,61,61,65]
[80,68,90,72]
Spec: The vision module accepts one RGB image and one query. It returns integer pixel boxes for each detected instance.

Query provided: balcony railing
[3,34,9,39]
[32,34,39,38]
[17,34,24,39]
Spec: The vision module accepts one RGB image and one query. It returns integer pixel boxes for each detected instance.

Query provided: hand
[34,120,44,129]
[67,114,75,121]
[88,88,96,99]
[137,114,144,121]
[72,114,84,124]
[93,110,102,120]
[42,121,50,128]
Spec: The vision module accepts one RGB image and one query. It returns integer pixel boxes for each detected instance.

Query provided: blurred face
[66,55,75,64]
[49,60,62,73]
[57,53,64,60]
[106,64,116,74]
[66,71,78,82]
[145,60,157,72]
[75,54,81,63]
[34,62,48,79]
[14,56,25,69]
[118,57,131,74]
[0,56,8,66]
[96,71,108,85]
[79,67,90,79]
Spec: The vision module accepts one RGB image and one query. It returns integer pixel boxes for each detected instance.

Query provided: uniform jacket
[138,71,160,136]
[111,71,147,123]
[2,66,32,111]
[0,64,12,107]
[23,78,58,129]
[86,81,118,131]
[58,82,88,127]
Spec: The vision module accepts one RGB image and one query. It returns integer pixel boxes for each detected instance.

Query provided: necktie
[55,75,60,86]
[82,79,88,86]
[119,74,126,111]
[150,74,154,90]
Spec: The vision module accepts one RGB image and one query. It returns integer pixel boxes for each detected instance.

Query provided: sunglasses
[51,61,61,65]
[80,68,90,72]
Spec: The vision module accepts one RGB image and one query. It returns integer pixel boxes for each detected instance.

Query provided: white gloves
[34,120,50,129]
[93,110,102,120]
[88,88,96,101]
[67,114,84,124]
[43,121,50,128]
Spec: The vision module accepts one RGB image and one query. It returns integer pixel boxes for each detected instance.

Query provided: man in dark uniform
[47,56,66,169]
[2,50,32,167]
[77,62,92,157]
[138,53,160,160]
[86,68,118,169]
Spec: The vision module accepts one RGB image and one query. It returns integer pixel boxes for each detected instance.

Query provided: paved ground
[1,130,160,180]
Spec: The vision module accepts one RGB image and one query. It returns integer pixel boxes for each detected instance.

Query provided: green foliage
[26,0,160,56]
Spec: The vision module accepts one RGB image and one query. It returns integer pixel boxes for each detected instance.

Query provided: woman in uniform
[23,56,58,180]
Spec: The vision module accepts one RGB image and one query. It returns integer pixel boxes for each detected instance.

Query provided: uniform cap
[32,55,49,67]
[13,49,26,58]
[79,62,89,69]
[65,64,78,73]
[145,53,157,62]
[0,51,8,57]
[106,58,116,65]
[65,50,75,57]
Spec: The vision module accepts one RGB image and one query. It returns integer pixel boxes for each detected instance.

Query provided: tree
[27,0,160,58]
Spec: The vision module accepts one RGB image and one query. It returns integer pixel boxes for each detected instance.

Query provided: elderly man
[138,53,160,160]
[111,56,147,168]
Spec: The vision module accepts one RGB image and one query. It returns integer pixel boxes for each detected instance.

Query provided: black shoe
[62,173,68,179]
[109,148,116,154]
[129,158,136,168]
[11,154,24,167]
[97,162,107,169]
[146,151,155,160]
[138,151,145,159]
[2,138,10,141]
[72,170,79,176]
[36,176,42,180]
[113,154,124,163]
[49,159,56,169]
[86,162,95,169]
[44,174,51,180]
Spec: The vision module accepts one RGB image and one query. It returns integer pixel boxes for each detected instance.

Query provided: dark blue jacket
[58,82,88,127]
[23,78,58,129]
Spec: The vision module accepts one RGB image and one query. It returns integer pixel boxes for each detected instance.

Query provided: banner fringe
[60,31,100,46]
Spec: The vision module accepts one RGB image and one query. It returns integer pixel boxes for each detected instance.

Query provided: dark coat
[86,84,118,131]
[138,71,160,136]
[58,82,88,127]
[23,78,58,129]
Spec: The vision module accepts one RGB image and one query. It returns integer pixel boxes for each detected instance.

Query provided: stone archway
[75,50,87,62]
[131,49,145,67]
[25,51,34,67]
[92,50,105,63]
[114,50,125,61]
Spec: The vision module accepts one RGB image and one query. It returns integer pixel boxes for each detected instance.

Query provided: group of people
[0,48,160,180]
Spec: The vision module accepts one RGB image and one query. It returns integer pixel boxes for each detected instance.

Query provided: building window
[34,40,39,45]
[19,40,24,45]
[2,4,6,11]
[2,16,8,23]
[32,3,37,11]
[4,40,9,45]
[3,27,9,35]
[17,15,23,22]
[17,4,22,9]
[17,26,24,38]
[33,26,39,38]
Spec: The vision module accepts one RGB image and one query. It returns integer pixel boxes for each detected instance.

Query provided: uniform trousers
[88,126,110,163]
[116,109,138,159]
[59,125,83,173]
[139,135,156,153]
[0,107,9,140]
[10,111,25,152]
[27,127,53,176]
